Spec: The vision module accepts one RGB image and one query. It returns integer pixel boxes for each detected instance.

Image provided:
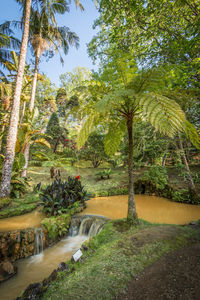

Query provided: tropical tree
[77,52,199,221]
[0,0,31,198]
[91,0,200,89]
[46,112,68,153]
[0,21,20,74]
[21,0,81,177]
[79,132,108,168]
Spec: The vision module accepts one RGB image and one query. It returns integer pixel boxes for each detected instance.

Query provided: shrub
[40,177,88,216]
[10,175,30,198]
[0,197,11,210]
[140,166,168,190]
[95,169,112,180]
[42,214,71,239]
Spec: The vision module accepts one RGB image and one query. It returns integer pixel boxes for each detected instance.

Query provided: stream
[80,195,200,224]
[0,195,200,299]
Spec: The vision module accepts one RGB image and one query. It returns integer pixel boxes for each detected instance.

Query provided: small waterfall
[34,228,44,255]
[69,215,108,238]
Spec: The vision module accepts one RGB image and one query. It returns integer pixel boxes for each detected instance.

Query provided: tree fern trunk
[178,134,196,191]
[0,0,31,197]
[21,48,39,177]
[126,113,138,222]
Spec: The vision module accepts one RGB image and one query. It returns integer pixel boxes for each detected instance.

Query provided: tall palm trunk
[126,112,138,222]
[0,0,31,198]
[30,47,40,111]
[21,47,40,177]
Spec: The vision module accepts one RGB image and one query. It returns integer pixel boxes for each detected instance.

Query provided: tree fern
[77,113,99,149]
[104,121,126,156]
[137,93,186,137]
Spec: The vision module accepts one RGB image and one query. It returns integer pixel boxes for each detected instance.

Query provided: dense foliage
[40,177,88,216]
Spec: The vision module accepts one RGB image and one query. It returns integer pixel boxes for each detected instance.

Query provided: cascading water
[69,215,108,237]
[34,228,44,255]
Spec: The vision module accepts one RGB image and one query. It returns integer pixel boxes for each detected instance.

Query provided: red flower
[75,175,80,180]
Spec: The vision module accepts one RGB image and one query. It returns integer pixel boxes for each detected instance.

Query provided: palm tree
[0,0,31,198]
[0,21,21,75]
[21,0,81,177]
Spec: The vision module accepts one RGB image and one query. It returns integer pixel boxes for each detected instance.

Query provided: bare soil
[117,226,200,300]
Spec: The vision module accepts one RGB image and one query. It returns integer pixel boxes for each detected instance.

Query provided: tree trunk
[21,47,40,177]
[0,0,31,198]
[178,134,196,191]
[30,48,40,111]
[126,113,138,222]
[21,143,30,177]
[0,125,5,152]
[19,101,26,127]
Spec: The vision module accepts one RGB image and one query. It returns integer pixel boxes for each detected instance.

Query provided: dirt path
[117,241,200,300]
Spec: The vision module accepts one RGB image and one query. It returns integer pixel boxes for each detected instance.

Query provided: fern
[77,115,95,149]
[184,120,200,149]
[137,93,186,137]
[104,122,126,155]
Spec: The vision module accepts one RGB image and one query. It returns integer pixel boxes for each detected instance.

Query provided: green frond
[96,88,136,113]
[137,93,186,137]
[184,121,200,149]
[77,114,97,150]
[104,122,126,156]
[30,138,51,148]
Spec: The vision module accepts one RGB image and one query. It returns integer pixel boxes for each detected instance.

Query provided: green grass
[0,193,39,219]
[42,221,198,300]
[28,164,130,197]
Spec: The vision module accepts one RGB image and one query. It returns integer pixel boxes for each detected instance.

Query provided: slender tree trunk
[178,134,196,191]
[21,143,30,177]
[0,125,5,152]
[21,48,40,177]
[30,48,40,111]
[19,101,26,127]
[0,0,31,198]
[126,113,138,222]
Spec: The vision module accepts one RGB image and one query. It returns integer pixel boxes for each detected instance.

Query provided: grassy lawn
[42,220,199,300]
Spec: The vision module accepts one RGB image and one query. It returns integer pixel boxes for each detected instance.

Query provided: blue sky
[0,0,100,86]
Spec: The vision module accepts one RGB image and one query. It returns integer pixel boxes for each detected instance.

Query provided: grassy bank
[0,193,39,219]
[42,220,199,300]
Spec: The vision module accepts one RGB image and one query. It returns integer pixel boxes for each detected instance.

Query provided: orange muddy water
[0,195,200,233]
[0,208,45,232]
[80,195,200,225]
